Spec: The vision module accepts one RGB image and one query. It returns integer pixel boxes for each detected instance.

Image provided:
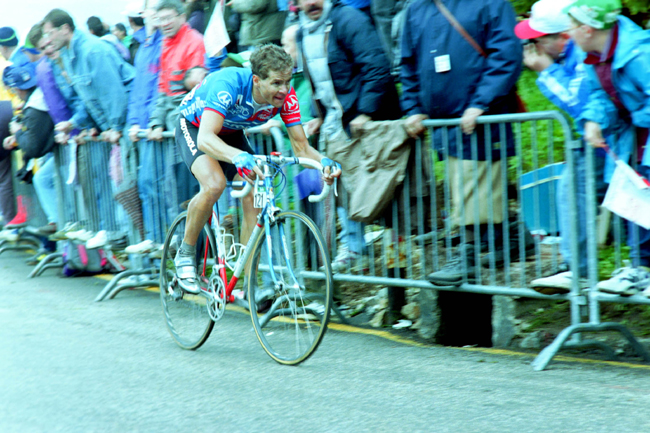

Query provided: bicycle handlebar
[230,155,332,202]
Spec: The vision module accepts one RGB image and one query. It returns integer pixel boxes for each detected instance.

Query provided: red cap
[514,19,549,40]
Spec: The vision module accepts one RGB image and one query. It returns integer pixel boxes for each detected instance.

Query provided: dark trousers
[0,156,16,223]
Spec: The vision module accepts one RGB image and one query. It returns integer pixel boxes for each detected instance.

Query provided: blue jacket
[400,0,522,160]
[578,16,650,179]
[298,0,401,126]
[536,40,590,120]
[127,29,162,129]
[60,30,135,131]
[48,58,94,131]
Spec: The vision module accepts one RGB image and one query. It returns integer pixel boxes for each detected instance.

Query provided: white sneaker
[125,239,156,254]
[641,286,650,298]
[66,229,94,242]
[0,229,19,242]
[530,271,589,295]
[86,230,108,249]
[331,249,369,273]
[597,266,650,296]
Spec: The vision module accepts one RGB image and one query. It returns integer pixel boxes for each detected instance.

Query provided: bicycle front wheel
[160,211,216,350]
[247,210,333,365]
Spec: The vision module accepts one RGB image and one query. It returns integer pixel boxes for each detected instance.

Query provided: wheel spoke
[248,211,333,365]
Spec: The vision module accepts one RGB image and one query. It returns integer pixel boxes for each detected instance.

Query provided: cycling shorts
[176,116,254,181]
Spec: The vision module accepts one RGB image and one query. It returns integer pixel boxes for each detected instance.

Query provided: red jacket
[159,24,205,96]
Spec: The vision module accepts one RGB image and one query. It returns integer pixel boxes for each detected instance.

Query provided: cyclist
[174,44,341,296]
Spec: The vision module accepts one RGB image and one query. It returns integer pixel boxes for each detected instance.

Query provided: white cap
[122,1,145,18]
[515,0,575,39]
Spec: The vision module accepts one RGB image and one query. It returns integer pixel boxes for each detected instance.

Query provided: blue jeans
[32,154,58,224]
[138,140,167,243]
[336,206,366,255]
[557,150,606,277]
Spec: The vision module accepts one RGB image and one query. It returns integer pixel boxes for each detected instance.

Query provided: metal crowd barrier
[302,111,647,370]
[30,138,131,278]
[0,151,47,256]
[24,113,649,370]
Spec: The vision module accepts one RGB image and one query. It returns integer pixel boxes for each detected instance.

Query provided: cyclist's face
[254,69,293,109]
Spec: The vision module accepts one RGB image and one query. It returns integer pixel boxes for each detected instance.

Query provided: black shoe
[481,221,536,267]
[427,244,477,286]
[234,282,275,313]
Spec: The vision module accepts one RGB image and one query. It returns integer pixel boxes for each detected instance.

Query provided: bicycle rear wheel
[160,211,216,350]
[247,210,333,365]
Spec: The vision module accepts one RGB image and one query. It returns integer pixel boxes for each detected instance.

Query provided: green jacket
[230,0,286,46]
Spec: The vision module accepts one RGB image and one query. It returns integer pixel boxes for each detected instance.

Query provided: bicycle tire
[247,210,333,365]
[160,211,217,350]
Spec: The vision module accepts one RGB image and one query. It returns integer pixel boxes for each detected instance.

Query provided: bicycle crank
[206,274,226,321]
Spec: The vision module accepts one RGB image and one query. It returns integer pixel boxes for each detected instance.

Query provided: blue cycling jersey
[179,67,301,134]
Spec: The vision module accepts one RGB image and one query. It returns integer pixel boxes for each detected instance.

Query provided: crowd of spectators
[0,0,648,301]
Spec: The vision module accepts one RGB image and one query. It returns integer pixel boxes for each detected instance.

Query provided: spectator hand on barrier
[101,129,122,144]
[9,120,22,135]
[55,120,74,134]
[147,127,164,141]
[3,135,17,150]
[584,121,606,148]
[404,114,428,138]
[460,107,484,135]
[258,119,282,136]
[349,114,371,137]
[128,126,141,142]
[304,118,323,138]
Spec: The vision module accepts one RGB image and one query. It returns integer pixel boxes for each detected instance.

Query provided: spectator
[400,0,523,286]
[126,3,163,246]
[0,27,35,74]
[112,23,129,45]
[36,26,93,143]
[340,0,371,17]
[43,8,135,235]
[122,1,147,62]
[228,0,286,49]
[511,0,606,293]
[88,16,132,62]
[564,0,650,297]
[30,24,82,235]
[87,16,107,37]
[296,0,401,272]
[146,0,205,225]
[186,0,208,34]
[2,64,57,233]
[147,0,205,139]
[43,8,135,144]
[370,0,399,70]
[183,65,208,90]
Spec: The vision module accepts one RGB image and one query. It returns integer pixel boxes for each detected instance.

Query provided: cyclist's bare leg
[184,155,227,246]
[174,155,226,294]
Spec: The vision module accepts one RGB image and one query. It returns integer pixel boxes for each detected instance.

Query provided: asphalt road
[1,252,650,433]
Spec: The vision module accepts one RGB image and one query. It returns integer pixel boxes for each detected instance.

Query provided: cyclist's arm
[197,110,251,163]
[286,124,323,162]
[286,125,340,184]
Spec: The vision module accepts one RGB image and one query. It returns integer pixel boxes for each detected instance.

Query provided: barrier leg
[29,252,63,278]
[105,272,159,300]
[531,322,650,371]
[94,267,158,302]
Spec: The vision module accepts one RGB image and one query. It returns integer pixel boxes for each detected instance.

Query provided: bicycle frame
[202,154,330,306]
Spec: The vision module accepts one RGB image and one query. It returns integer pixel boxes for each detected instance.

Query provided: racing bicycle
[159,153,334,365]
